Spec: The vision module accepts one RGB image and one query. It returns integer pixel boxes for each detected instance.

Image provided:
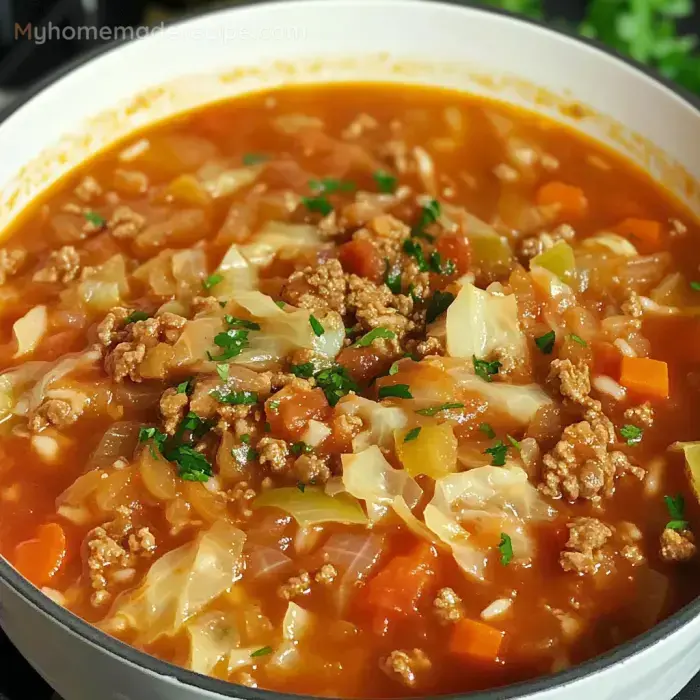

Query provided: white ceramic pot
[1,2,700,699]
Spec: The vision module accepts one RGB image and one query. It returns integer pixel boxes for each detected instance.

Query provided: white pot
[1,2,699,699]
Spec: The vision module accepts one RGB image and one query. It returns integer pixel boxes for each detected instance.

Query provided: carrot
[614,217,662,251]
[365,542,438,618]
[449,618,505,663]
[435,233,471,278]
[338,239,384,282]
[13,522,67,587]
[265,386,330,440]
[536,182,588,218]
[619,356,669,400]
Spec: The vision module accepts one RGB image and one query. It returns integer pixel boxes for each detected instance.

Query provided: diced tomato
[592,341,621,379]
[338,239,383,282]
[337,346,392,384]
[265,386,330,440]
[435,232,470,278]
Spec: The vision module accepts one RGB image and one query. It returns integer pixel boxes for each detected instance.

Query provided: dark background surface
[0,0,699,698]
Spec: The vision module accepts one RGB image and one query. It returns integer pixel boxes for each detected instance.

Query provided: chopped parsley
[125,310,149,324]
[416,402,464,417]
[297,482,306,493]
[315,365,358,406]
[473,356,502,382]
[138,426,167,452]
[268,400,280,414]
[402,239,429,272]
[691,281,700,291]
[485,440,508,467]
[290,362,315,379]
[428,251,456,276]
[479,423,496,439]
[179,412,213,440]
[169,444,213,482]
[384,258,402,294]
[216,363,229,381]
[378,384,413,400]
[250,646,273,658]
[84,211,106,227]
[309,178,355,194]
[352,327,396,348]
[210,389,258,405]
[404,427,422,443]
[408,283,422,304]
[203,273,223,290]
[309,314,325,337]
[275,300,286,308]
[507,434,521,451]
[569,333,588,347]
[224,315,261,331]
[301,195,333,216]
[264,421,272,432]
[498,533,514,566]
[373,170,398,193]
[176,379,192,395]
[426,290,455,324]
[664,493,689,531]
[247,447,259,461]
[388,361,400,376]
[413,199,440,241]
[290,441,313,456]
[620,424,643,446]
[242,153,268,165]
[240,434,251,445]
[535,330,556,355]
[208,328,250,361]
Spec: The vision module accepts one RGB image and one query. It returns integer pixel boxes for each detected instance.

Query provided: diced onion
[13,305,48,358]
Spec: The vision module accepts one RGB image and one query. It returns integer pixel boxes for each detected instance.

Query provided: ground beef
[660,528,697,562]
[28,396,86,433]
[414,335,445,358]
[33,245,81,284]
[341,112,378,140]
[191,295,221,316]
[227,481,257,519]
[560,517,612,574]
[623,402,654,428]
[280,259,348,315]
[107,206,146,239]
[104,312,187,382]
[519,224,575,260]
[258,437,290,473]
[294,453,331,484]
[621,544,645,566]
[160,387,189,435]
[0,248,27,285]
[540,414,644,502]
[314,563,337,584]
[127,527,156,555]
[278,570,311,600]
[433,587,464,624]
[548,359,599,413]
[346,274,416,338]
[622,292,644,319]
[96,307,131,346]
[74,175,102,203]
[333,413,364,444]
[381,649,431,688]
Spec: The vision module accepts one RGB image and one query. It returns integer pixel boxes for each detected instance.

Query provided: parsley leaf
[664,493,689,531]
[224,315,261,331]
[415,402,464,417]
[479,423,496,439]
[290,441,312,456]
[473,356,502,382]
[378,384,413,400]
[384,258,402,294]
[203,273,223,290]
[297,482,306,493]
[168,444,213,482]
[352,327,396,348]
[301,195,333,216]
[240,434,251,444]
[404,427,421,442]
[691,281,700,291]
[569,333,588,347]
[268,400,280,413]
[485,440,508,466]
[243,153,268,165]
[403,239,429,272]
[210,389,258,405]
[535,330,556,355]
[499,532,514,565]
[428,251,456,276]
[426,290,455,324]
[388,361,400,376]
[309,315,325,337]
[125,310,149,324]
[138,426,167,451]
[620,424,643,445]
[208,328,250,361]
[176,379,192,395]
[251,646,273,658]
[216,363,229,381]
[507,434,521,451]
[84,211,106,227]
[309,178,355,194]
[413,199,440,240]
[290,362,315,378]
[314,365,358,406]
[374,170,398,193]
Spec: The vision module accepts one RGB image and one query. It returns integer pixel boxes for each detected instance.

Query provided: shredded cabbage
[341,445,422,521]
[240,221,323,268]
[102,520,245,643]
[267,602,315,677]
[208,243,258,299]
[12,306,48,358]
[445,282,526,363]
[77,255,130,312]
[186,610,240,675]
[252,486,368,526]
[672,441,700,504]
[582,233,638,257]
[531,240,576,281]
[424,466,556,581]
[197,163,261,199]
[336,395,407,452]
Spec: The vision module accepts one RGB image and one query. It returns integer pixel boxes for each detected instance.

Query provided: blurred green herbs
[482,0,700,93]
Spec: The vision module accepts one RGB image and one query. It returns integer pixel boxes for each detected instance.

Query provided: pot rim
[1,1,699,699]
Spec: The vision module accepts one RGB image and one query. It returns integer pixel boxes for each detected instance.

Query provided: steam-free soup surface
[1,84,700,697]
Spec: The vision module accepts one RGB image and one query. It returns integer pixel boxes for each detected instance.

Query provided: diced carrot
[536,182,588,218]
[614,217,662,252]
[435,232,471,278]
[338,239,384,282]
[619,356,669,400]
[364,542,438,618]
[265,386,330,440]
[449,618,505,663]
[13,522,67,587]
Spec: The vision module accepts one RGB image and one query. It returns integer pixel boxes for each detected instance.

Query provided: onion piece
[86,421,141,472]
[13,305,48,358]
[186,610,240,675]
[245,544,293,581]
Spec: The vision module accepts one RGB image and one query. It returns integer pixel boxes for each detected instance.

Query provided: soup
[0,83,699,697]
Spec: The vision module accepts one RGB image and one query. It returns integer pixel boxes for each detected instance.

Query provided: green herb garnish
[498,532,514,566]
[403,238,429,272]
[314,365,358,406]
[388,361,400,376]
[224,315,261,331]
[251,646,273,658]
[352,327,396,348]
[268,400,280,414]
[243,153,268,165]
[507,434,521,451]
[290,441,313,456]
[428,251,456,276]
[535,330,556,355]
[378,384,413,400]
[404,427,421,443]
[309,315,324,337]
[479,423,496,439]
[416,402,464,417]
[374,170,398,193]
[290,362,315,379]
[620,424,643,446]
[473,356,502,382]
[485,440,508,467]
[168,444,213,482]
[569,333,588,347]
[125,310,149,324]
[384,258,402,294]
[203,273,223,290]
[84,211,106,227]
[413,199,440,241]
[176,379,192,395]
[665,493,689,531]
[297,482,306,493]
[309,178,355,194]
[208,328,250,361]
[426,290,455,324]
[241,434,251,444]
[210,390,258,405]
[216,363,229,381]
[301,195,333,216]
